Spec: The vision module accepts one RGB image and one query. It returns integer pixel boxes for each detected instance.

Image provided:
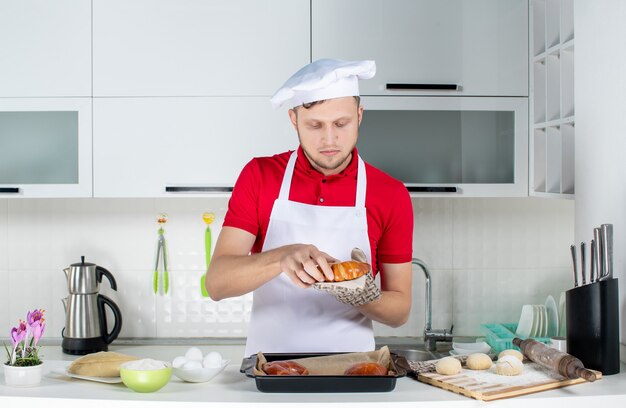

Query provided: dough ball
[202,351,223,368]
[435,357,462,375]
[495,355,524,376]
[466,353,493,370]
[498,349,524,362]
[185,347,203,361]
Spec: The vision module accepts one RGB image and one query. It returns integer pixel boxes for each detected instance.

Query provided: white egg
[182,360,203,370]
[184,347,204,361]
[202,351,223,368]
[172,356,188,368]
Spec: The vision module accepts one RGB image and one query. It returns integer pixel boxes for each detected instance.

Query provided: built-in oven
[357,96,528,197]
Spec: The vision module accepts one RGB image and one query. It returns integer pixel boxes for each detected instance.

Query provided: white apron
[244,150,374,355]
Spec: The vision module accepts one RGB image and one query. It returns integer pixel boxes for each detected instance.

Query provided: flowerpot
[3,362,44,387]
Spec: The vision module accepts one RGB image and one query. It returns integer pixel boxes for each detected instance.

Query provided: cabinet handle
[406,186,458,193]
[165,186,233,193]
[386,83,459,91]
[0,187,20,194]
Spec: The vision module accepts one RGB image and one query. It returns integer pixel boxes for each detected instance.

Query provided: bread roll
[322,261,370,282]
[263,360,309,376]
[68,351,139,377]
[343,362,388,376]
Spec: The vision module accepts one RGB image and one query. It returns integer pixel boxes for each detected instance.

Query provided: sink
[390,348,443,362]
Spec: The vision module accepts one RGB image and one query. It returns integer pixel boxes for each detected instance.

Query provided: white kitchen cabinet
[0,0,91,97]
[93,97,296,197]
[358,97,528,197]
[312,0,528,97]
[530,0,574,198]
[0,98,93,197]
[93,0,310,97]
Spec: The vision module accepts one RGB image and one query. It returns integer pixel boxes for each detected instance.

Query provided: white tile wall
[0,196,575,340]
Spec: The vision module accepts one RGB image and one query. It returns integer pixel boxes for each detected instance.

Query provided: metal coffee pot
[61,256,122,355]
[63,256,117,294]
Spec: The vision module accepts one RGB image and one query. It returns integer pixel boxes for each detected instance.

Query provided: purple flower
[27,309,45,327]
[10,321,27,348]
[32,322,46,347]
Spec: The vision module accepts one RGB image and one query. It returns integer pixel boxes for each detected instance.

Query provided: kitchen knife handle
[165,186,233,193]
[590,239,596,282]
[386,83,460,90]
[0,187,19,193]
[570,244,578,287]
[580,242,586,285]
[593,227,602,281]
[601,224,613,280]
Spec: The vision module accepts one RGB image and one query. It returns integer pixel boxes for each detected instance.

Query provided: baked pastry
[343,362,388,376]
[68,351,139,377]
[322,261,370,282]
[263,360,309,376]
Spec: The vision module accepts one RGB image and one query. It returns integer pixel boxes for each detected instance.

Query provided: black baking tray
[240,351,410,393]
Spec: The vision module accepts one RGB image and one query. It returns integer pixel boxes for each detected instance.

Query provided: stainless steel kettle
[63,256,117,294]
[61,257,122,355]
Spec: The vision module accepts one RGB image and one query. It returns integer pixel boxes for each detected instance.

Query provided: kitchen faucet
[413,258,454,351]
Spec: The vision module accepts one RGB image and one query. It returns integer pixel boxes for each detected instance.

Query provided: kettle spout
[62,297,68,313]
[63,267,70,280]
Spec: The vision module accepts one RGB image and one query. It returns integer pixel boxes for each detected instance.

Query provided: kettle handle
[96,266,118,291]
[97,294,122,344]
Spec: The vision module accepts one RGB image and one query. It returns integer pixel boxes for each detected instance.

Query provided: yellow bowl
[120,364,172,393]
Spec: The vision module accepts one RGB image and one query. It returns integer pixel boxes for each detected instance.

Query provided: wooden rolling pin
[512,338,597,382]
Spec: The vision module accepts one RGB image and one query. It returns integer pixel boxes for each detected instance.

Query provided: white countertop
[1,343,626,408]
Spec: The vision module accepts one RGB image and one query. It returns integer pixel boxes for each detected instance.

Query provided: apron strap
[278,151,298,200]
[278,150,367,208]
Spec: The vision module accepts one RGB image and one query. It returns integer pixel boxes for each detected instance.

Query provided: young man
[206,59,414,355]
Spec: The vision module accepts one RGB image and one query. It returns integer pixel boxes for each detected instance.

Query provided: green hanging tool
[200,212,215,297]
[154,213,169,295]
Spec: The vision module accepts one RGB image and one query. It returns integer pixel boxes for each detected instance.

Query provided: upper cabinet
[0,98,93,197]
[312,0,528,97]
[93,0,310,97]
[93,97,295,197]
[0,1,91,97]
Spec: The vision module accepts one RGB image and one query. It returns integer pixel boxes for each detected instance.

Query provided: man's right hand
[279,244,338,288]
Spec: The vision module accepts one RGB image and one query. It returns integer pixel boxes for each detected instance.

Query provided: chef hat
[270,58,376,109]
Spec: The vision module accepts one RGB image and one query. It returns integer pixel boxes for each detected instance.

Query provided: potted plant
[3,309,46,387]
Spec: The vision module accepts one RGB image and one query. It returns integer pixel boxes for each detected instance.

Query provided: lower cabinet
[93,97,296,197]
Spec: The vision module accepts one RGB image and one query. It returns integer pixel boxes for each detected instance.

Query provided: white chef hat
[270,58,376,109]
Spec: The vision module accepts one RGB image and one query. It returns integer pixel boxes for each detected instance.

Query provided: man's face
[288,96,363,176]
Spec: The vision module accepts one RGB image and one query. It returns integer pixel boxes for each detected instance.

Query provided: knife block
[566,278,620,375]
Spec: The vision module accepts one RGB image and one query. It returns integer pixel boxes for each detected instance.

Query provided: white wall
[575,1,626,350]
[0,197,573,341]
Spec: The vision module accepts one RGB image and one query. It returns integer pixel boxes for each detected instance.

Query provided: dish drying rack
[480,323,551,353]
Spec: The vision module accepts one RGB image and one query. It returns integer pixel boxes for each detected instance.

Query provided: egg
[184,347,204,361]
[172,356,188,368]
[202,351,223,368]
[182,360,203,370]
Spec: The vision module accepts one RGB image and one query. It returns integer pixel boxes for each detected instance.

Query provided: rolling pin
[512,338,597,382]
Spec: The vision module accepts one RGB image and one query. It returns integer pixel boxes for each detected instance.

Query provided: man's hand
[279,244,338,288]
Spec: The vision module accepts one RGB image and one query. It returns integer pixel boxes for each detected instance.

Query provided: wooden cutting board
[417,362,602,401]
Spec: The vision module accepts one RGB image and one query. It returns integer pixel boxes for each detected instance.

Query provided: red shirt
[223,147,414,275]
